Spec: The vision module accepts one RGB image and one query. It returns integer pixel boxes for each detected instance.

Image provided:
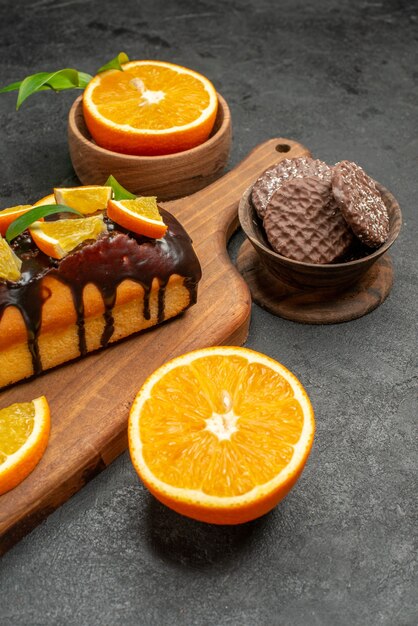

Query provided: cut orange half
[0,235,22,282]
[0,396,50,495]
[54,185,112,215]
[29,215,106,259]
[83,60,218,155]
[107,197,167,238]
[128,347,315,525]
[0,204,32,236]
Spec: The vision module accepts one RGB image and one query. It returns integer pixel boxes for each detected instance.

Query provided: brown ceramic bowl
[238,183,402,290]
[68,93,231,201]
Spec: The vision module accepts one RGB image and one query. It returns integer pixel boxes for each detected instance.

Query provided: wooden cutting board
[0,138,310,555]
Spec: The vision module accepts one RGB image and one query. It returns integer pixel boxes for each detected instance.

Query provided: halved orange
[128,347,315,525]
[29,215,106,259]
[107,197,167,238]
[83,60,218,155]
[0,204,32,236]
[54,186,112,215]
[0,396,50,495]
[0,235,22,281]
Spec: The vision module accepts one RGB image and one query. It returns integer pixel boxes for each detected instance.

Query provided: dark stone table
[0,1,416,624]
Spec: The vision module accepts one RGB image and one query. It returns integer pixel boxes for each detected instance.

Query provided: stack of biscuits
[251,157,390,264]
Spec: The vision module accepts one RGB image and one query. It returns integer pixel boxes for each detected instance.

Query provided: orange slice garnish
[128,347,315,525]
[29,215,106,259]
[33,194,56,207]
[0,396,50,495]
[107,197,167,238]
[54,186,112,215]
[0,235,22,281]
[83,60,218,155]
[0,205,32,236]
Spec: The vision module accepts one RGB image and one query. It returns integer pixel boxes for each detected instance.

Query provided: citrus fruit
[107,197,167,238]
[33,193,56,207]
[0,235,22,281]
[29,214,106,259]
[54,185,112,215]
[0,205,32,236]
[128,346,315,525]
[83,60,218,156]
[0,396,50,495]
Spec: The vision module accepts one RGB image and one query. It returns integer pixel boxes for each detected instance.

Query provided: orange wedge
[29,215,106,259]
[0,204,32,236]
[0,396,50,495]
[54,186,112,215]
[0,235,22,281]
[128,347,315,525]
[107,197,167,238]
[83,60,218,155]
[33,193,56,207]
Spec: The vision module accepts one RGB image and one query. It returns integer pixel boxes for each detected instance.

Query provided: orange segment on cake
[54,186,112,215]
[29,215,107,259]
[0,205,33,236]
[107,196,168,238]
[0,235,22,282]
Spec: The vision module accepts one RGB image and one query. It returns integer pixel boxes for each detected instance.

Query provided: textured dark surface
[0,1,417,625]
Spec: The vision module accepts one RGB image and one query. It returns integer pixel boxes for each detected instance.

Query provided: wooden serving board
[0,138,309,555]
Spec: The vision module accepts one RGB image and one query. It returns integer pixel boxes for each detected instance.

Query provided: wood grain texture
[237,239,394,324]
[68,94,232,200]
[0,137,309,555]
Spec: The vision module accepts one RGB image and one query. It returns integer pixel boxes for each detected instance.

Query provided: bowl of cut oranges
[0,54,231,201]
[68,59,232,200]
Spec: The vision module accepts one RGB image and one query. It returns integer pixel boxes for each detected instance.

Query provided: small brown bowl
[68,93,231,201]
[238,183,402,291]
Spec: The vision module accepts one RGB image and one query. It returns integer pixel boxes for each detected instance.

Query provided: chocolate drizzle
[0,209,201,377]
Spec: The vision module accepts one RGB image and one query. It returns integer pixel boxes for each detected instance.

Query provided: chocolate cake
[0,209,201,389]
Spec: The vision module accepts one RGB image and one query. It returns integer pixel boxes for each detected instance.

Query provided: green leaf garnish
[104,175,136,200]
[97,52,129,74]
[6,205,83,243]
[0,52,129,109]
[0,70,93,110]
[0,80,23,94]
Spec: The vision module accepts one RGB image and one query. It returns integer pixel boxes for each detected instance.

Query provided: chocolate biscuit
[263,176,353,264]
[251,157,332,219]
[332,161,389,248]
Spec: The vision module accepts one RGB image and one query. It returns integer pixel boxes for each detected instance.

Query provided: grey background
[0,0,417,624]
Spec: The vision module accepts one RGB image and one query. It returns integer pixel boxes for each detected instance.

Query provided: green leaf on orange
[0,69,93,109]
[97,52,129,74]
[0,52,129,109]
[104,175,136,200]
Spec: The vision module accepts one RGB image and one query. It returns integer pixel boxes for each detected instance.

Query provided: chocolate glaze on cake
[0,208,202,376]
